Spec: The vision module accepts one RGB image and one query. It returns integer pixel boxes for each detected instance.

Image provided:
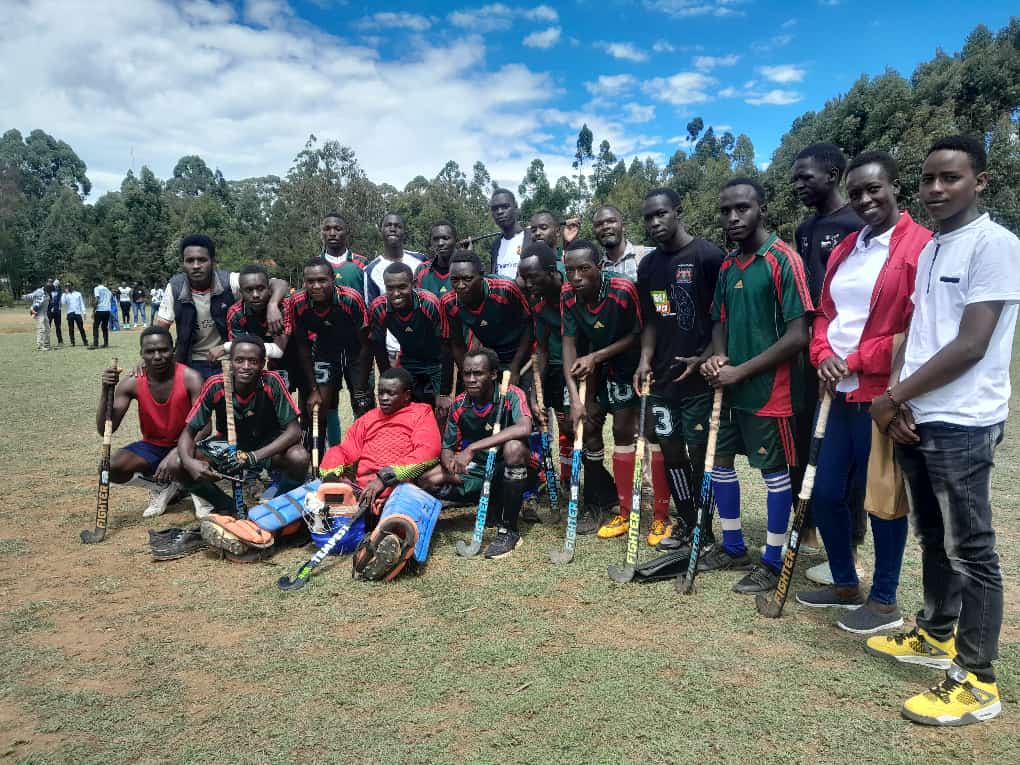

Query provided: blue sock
[326,409,341,446]
[711,466,744,556]
[762,468,793,572]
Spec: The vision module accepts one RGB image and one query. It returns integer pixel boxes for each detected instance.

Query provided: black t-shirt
[795,204,863,303]
[637,238,725,399]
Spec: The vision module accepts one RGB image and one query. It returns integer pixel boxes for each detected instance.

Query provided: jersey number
[651,404,675,437]
[607,380,634,406]
[314,361,332,385]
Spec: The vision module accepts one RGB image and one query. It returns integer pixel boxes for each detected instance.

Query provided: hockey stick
[310,403,320,479]
[455,370,512,557]
[81,356,118,544]
[278,505,368,591]
[531,359,560,521]
[756,391,833,618]
[220,357,248,520]
[676,387,723,594]
[549,379,586,564]
[608,377,651,583]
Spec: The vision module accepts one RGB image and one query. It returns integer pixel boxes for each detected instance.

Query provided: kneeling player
[178,336,309,515]
[97,327,205,517]
[418,348,533,559]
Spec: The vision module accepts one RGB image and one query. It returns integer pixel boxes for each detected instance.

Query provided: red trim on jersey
[187,373,225,422]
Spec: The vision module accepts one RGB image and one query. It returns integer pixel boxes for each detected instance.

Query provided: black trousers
[92,311,110,346]
[67,313,87,345]
[47,310,63,343]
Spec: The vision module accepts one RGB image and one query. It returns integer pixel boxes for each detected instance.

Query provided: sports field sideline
[0,307,1016,764]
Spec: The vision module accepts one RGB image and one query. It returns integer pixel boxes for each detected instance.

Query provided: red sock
[612,446,636,518]
[559,432,572,485]
[650,447,671,522]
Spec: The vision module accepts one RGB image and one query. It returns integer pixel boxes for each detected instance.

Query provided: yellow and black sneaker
[902,665,1001,726]
[865,627,956,669]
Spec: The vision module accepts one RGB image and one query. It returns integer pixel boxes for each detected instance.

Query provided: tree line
[1,20,1017,300]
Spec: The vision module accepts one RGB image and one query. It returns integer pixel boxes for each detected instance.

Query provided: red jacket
[810,212,930,403]
[320,402,441,488]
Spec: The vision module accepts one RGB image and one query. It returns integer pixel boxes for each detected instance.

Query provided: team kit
[85,137,1018,728]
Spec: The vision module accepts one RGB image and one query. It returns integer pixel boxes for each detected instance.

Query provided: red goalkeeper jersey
[319,402,441,488]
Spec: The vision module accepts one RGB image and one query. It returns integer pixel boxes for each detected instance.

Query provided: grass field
[0,307,1017,764]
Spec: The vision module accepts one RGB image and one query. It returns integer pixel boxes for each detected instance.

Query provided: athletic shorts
[439,460,501,503]
[342,347,375,393]
[540,364,569,413]
[595,369,640,412]
[311,358,343,390]
[646,393,712,447]
[404,364,442,403]
[715,408,797,470]
[122,440,174,475]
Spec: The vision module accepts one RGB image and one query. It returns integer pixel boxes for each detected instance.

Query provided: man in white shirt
[62,282,88,346]
[592,205,651,281]
[869,135,1019,727]
[488,188,531,283]
[92,282,113,348]
[118,285,133,328]
[149,286,164,325]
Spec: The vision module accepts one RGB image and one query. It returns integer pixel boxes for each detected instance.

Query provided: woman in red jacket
[794,151,931,633]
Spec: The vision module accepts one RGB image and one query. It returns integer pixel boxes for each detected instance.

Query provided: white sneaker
[191,493,214,519]
[806,560,867,585]
[143,480,180,518]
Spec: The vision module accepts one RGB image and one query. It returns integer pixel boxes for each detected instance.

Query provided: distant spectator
[149,285,164,325]
[46,278,63,346]
[22,282,51,351]
[92,282,113,348]
[132,283,147,327]
[118,284,133,327]
[62,282,88,347]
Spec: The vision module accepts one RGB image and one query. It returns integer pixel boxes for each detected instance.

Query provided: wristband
[377,466,398,487]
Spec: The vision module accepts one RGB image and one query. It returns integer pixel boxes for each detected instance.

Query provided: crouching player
[96,327,205,517]
[419,348,534,559]
[318,367,442,515]
[177,336,308,518]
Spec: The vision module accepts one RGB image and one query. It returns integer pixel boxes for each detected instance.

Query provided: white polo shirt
[900,213,1020,426]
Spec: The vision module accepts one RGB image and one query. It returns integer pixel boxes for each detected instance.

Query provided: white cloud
[693,54,740,70]
[745,89,802,105]
[355,12,432,32]
[3,0,590,199]
[597,42,648,62]
[523,26,560,49]
[781,18,797,28]
[448,4,558,32]
[644,0,745,18]
[244,0,293,27]
[712,124,733,132]
[752,33,793,54]
[584,74,637,98]
[758,64,806,83]
[652,40,675,53]
[622,103,656,123]
[526,5,559,22]
[718,87,739,98]
[642,72,716,105]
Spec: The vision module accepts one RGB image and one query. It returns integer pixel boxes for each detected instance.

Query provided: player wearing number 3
[560,239,645,540]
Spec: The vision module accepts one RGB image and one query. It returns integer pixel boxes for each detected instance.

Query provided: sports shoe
[697,544,753,572]
[657,523,716,553]
[901,665,1001,726]
[143,480,180,518]
[483,528,521,559]
[148,527,182,546]
[794,586,865,609]
[151,527,206,561]
[575,505,601,535]
[838,601,904,635]
[806,560,867,585]
[521,495,542,523]
[597,514,629,539]
[191,493,214,519]
[646,519,671,547]
[732,563,780,594]
[865,627,957,669]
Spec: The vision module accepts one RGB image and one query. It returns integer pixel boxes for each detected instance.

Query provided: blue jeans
[895,421,1004,679]
[812,394,907,603]
[188,360,219,380]
[132,302,146,324]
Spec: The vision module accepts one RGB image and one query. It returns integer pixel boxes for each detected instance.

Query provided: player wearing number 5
[291,258,373,457]
[561,240,645,541]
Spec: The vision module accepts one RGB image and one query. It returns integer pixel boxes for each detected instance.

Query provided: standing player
[560,239,645,540]
[867,136,1018,726]
[698,177,812,594]
[488,188,531,280]
[369,262,452,408]
[792,143,865,564]
[593,205,650,281]
[364,213,425,363]
[418,348,534,559]
[96,327,205,516]
[321,212,368,294]
[178,335,308,513]
[157,234,289,379]
[443,251,532,383]
[415,222,458,298]
[291,257,373,454]
[518,242,573,488]
[634,188,725,550]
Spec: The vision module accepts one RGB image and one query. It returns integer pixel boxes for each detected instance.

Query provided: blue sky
[2,0,1016,198]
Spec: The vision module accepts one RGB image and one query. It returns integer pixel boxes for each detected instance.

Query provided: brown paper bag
[864,421,909,520]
